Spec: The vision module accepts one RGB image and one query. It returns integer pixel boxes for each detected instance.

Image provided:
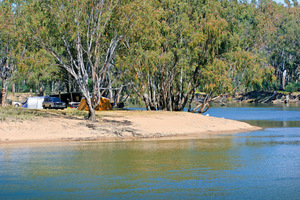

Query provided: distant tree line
[0,0,299,120]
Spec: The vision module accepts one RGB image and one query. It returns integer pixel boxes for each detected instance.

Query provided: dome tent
[77,97,112,111]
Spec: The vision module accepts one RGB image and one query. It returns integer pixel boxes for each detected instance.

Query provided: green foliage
[0,0,64,96]
[115,0,286,110]
[1,0,299,112]
[15,49,61,92]
[88,79,93,93]
[285,82,300,93]
[254,1,299,89]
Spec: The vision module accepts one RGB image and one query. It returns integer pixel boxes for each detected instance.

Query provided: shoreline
[0,110,261,144]
[0,127,261,145]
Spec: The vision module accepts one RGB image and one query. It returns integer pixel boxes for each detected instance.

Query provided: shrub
[285,82,300,93]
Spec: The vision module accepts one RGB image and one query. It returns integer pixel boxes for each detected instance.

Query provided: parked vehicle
[42,97,66,109]
[69,101,80,109]
[12,101,22,107]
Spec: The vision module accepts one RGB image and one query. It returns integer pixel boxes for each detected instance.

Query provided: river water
[0,104,300,199]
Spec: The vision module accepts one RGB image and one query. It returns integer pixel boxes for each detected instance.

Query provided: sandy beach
[0,110,261,143]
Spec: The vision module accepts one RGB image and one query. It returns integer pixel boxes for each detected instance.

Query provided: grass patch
[0,106,89,121]
[60,108,88,118]
[0,106,36,121]
[276,91,290,95]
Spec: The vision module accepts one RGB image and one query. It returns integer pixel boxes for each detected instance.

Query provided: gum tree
[116,0,275,113]
[23,0,120,121]
[0,2,16,107]
[116,0,237,111]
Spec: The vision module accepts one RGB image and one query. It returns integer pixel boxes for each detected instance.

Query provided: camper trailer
[22,96,45,109]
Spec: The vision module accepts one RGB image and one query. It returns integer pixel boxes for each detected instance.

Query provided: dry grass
[0,105,181,123]
[0,106,88,122]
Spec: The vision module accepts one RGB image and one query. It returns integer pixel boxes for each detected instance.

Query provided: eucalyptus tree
[0,58,14,106]
[117,0,241,112]
[116,0,277,113]
[254,1,300,90]
[17,49,61,94]
[23,0,120,121]
[0,2,16,107]
[268,3,300,89]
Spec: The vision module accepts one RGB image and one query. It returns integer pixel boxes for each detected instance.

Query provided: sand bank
[0,110,261,143]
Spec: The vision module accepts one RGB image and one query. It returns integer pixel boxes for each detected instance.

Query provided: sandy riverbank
[0,110,261,143]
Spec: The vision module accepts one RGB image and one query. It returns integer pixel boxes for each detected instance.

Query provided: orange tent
[77,97,112,111]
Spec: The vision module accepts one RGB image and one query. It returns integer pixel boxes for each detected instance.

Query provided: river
[0,104,299,199]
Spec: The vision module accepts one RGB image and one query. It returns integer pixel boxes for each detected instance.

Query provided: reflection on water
[244,120,300,128]
[0,105,300,199]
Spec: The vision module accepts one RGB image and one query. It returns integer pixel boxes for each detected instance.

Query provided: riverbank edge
[0,110,262,144]
[0,127,262,145]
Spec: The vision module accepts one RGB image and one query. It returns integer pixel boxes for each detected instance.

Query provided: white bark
[33,1,120,121]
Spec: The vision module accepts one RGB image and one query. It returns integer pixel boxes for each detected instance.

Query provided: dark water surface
[1,104,300,199]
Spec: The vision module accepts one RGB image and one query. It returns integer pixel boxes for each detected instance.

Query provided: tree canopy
[0,0,299,116]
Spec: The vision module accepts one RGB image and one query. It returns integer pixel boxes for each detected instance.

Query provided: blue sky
[273,0,286,4]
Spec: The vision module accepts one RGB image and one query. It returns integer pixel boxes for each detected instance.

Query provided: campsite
[0,0,299,199]
[6,92,113,111]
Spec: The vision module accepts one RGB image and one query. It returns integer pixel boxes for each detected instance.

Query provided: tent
[21,96,44,109]
[77,97,112,111]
